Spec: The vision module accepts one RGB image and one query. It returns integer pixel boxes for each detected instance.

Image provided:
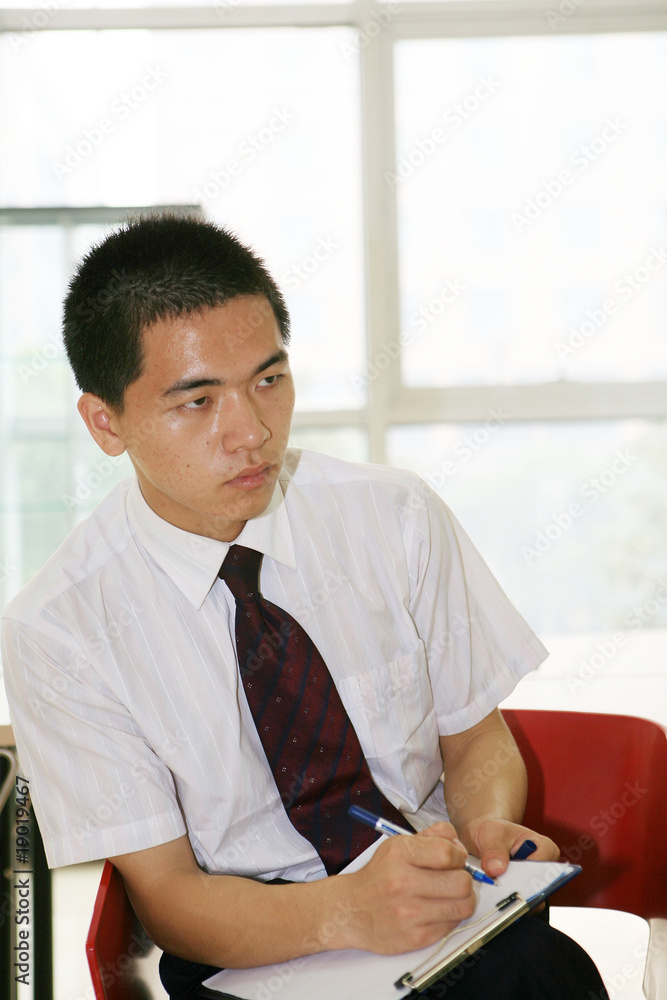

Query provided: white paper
[203,858,579,1000]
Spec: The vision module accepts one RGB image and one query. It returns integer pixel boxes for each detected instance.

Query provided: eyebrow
[161,349,289,399]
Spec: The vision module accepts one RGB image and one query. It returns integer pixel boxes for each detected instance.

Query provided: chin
[216,495,271,523]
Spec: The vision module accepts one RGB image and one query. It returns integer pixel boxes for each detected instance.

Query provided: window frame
[1,0,666,466]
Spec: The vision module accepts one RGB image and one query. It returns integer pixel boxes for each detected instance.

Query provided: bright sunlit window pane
[394,33,667,386]
[0,27,364,409]
[388,419,667,636]
[0,226,70,421]
[0,222,135,609]
[289,425,368,463]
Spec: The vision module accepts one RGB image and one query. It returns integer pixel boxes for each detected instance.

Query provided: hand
[332,822,476,956]
[459,815,560,880]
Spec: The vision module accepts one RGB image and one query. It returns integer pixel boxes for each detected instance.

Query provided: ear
[77,394,127,457]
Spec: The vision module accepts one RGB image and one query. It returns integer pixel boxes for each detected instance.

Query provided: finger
[396,873,477,943]
[400,833,468,872]
[417,822,468,856]
[475,820,559,875]
[472,820,513,877]
[421,885,477,926]
[380,830,467,875]
[480,848,510,878]
[482,831,560,873]
[378,887,477,954]
[417,867,474,901]
[417,821,461,843]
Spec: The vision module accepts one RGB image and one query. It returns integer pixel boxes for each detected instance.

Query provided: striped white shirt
[1,449,546,876]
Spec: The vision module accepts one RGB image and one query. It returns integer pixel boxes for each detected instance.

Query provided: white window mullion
[359,12,401,464]
[0,4,354,31]
[393,383,667,425]
[392,0,667,41]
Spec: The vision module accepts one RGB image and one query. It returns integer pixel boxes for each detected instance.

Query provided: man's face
[105,295,295,541]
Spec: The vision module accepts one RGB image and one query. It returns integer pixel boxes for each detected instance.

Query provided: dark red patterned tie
[219,544,407,874]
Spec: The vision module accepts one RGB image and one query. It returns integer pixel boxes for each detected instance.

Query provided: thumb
[472,819,519,878]
[479,847,510,878]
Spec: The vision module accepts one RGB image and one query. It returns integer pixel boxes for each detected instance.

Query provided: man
[2,214,608,999]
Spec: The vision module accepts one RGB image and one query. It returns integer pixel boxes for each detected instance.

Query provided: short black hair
[63,213,290,410]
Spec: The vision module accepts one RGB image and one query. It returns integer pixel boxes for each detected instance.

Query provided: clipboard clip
[395,893,530,993]
[497,891,520,910]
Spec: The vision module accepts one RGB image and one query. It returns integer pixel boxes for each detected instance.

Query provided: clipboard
[203,858,581,1000]
[396,860,580,993]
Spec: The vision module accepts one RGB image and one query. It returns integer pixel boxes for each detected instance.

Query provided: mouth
[226,464,273,489]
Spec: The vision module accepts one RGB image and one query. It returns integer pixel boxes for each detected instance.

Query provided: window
[1,2,667,634]
[387,28,667,634]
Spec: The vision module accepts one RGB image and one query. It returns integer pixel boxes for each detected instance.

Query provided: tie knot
[219,544,263,603]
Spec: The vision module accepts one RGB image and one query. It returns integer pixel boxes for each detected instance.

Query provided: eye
[258,374,284,387]
[182,396,209,410]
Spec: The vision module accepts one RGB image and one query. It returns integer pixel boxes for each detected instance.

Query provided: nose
[220,391,270,452]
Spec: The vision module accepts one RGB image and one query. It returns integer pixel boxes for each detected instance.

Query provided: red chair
[86,859,160,999]
[87,711,667,999]
[502,709,667,1000]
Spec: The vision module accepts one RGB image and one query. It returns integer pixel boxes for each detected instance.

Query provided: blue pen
[348,805,496,886]
[512,839,537,860]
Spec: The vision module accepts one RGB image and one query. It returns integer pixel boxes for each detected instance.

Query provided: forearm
[440,709,527,839]
[120,859,351,967]
[439,709,560,876]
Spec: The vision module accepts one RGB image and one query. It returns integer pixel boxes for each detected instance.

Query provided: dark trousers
[159,916,610,1000]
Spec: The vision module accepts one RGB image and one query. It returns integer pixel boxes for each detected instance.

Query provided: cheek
[133,433,193,477]
[158,417,208,453]
[277,385,296,428]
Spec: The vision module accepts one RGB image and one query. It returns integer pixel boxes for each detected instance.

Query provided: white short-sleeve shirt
[1,449,547,877]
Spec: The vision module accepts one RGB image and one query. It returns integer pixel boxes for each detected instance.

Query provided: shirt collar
[125,476,297,609]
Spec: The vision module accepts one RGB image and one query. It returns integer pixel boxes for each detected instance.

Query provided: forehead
[139,295,281,371]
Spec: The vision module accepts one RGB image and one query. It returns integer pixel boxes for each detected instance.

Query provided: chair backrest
[86,860,155,1000]
[502,709,667,920]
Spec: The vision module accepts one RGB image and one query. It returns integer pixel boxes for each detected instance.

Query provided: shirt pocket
[336,643,442,810]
